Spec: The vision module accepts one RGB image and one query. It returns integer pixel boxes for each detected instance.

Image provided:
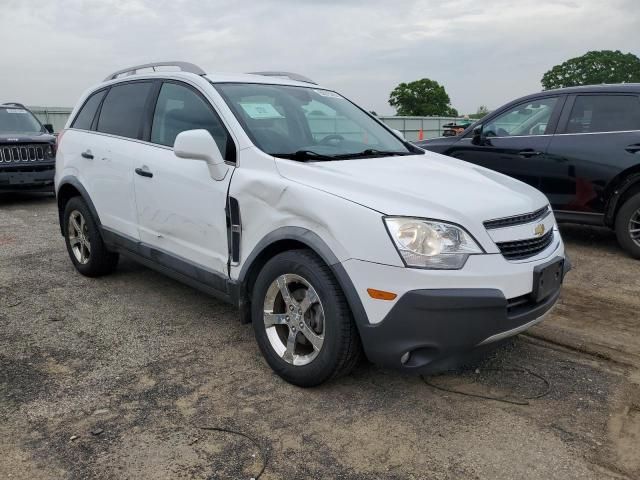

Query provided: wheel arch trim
[56,176,101,236]
[604,168,640,226]
[236,227,369,328]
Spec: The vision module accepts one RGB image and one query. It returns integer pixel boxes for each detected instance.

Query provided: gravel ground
[1,193,639,480]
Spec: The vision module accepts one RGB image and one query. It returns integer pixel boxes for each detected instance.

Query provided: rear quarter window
[566,94,640,133]
[72,90,107,130]
[97,82,153,139]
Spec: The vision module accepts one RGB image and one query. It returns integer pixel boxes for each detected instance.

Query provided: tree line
[389,50,640,118]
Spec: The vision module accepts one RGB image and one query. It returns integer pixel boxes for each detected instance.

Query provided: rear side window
[97,82,153,139]
[151,82,231,159]
[72,90,106,130]
[566,95,640,134]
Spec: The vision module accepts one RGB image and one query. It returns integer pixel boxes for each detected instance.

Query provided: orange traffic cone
[418,129,424,140]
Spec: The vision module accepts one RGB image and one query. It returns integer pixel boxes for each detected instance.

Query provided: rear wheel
[251,249,361,387]
[63,197,119,276]
[615,192,640,259]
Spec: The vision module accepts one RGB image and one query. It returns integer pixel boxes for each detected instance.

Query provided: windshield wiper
[332,149,412,159]
[273,150,334,161]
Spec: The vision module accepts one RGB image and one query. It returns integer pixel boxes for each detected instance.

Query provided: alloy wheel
[630,208,640,248]
[68,210,91,265]
[263,273,325,366]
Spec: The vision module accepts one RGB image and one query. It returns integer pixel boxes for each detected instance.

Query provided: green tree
[389,78,458,116]
[541,50,640,90]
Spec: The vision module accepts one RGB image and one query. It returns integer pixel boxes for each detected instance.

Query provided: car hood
[275,151,548,232]
[0,132,55,143]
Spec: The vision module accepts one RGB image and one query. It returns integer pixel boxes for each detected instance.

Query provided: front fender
[235,227,369,329]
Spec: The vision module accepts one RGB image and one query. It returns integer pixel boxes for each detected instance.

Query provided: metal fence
[29,106,72,133]
[377,116,463,141]
[25,106,460,141]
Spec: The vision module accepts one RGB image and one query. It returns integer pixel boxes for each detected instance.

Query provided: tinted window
[485,98,558,137]
[0,107,43,134]
[72,90,106,130]
[566,95,640,134]
[97,82,153,139]
[151,82,230,159]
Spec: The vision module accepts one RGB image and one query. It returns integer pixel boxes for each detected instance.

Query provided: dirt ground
[1,193,639,480]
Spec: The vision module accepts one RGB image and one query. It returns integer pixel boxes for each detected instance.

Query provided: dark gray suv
[0,103,56,193]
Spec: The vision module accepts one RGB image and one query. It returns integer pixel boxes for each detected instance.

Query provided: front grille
[496,230,554,260]
[484,206,550,230]
[0,144,50,163]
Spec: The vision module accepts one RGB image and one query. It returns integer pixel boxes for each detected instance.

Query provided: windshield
[214,83,413,159]
[0,107,44,134]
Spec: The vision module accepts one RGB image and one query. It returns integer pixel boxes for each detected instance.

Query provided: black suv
[416,85,640,258]
[0,103,56,193]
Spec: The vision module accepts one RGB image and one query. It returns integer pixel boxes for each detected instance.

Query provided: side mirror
[43,124,54,134]
[391,129,405,140]
[174,129,228,181]
[472,125,484,145]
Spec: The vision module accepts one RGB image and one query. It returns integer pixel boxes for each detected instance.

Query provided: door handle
[81,150,94,159]
[625,144,640,154]
[518,150,542,158]
[135,167,153,178]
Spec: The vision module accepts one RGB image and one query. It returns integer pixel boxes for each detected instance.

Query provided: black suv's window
[72,90,106,130]
[484,98,558,137]
[566,95,640,134]
[151,82,230,159]
[0,107,43,134]
[97,82,153,139]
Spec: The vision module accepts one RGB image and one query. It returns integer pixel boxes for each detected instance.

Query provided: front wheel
[615,192,640,259]
[251,250,361,387]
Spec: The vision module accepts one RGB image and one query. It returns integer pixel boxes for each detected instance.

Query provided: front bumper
[344,247,569,374]
[358,283,561,373]
[0,165,55,192]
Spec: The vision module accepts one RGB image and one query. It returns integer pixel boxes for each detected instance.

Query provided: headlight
[384,217,483,269]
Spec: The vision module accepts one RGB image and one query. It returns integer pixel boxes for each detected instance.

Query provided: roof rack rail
[249,71,317,85]
[2,102,26,108]
[104,61,206,81]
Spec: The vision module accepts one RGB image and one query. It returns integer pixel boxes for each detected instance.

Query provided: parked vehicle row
[54,62,568,386]
[416,84,640,258]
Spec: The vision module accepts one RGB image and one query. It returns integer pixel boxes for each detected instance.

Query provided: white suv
[55,62,569,386]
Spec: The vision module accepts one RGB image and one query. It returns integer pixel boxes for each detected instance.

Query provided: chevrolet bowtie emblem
[534,223,545,237]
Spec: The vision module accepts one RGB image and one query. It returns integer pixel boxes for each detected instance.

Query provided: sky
[1,0,639,115]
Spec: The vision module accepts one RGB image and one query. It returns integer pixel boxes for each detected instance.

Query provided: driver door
[447,96,565,194]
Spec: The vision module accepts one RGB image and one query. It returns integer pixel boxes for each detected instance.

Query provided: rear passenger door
[546,93,640,214]
[133,80,236,275]
[89,81,154,239]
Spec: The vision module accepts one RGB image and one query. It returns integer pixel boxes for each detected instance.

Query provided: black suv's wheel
[615,192,640,259]
[63,197,119,276]
[251,249,361,387]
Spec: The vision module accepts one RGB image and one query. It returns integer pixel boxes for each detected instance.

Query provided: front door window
[484,98,558,138]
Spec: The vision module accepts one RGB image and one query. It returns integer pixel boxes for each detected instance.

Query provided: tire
[615,192,640,259]
[63,196,119,276]
[251,249,362,387]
